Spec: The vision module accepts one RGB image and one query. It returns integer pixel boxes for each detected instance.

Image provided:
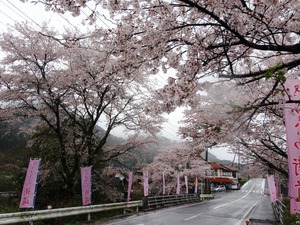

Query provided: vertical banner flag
[162,172,166,195]
[194,177,198,194]
[127,171,133,202]
[176,175,180,195]
[284,78,300,214]
[143,171,149,197]
[20,159,41,208]
[185,176,188,194]
[275,174,280,199]
[267,175,277,202]
[81,166,92,206]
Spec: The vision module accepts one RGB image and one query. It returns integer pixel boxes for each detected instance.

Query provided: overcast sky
[0,0,237,162]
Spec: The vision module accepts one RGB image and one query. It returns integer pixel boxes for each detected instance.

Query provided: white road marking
[184,181,263,221]
[101,201,205,225]
[236,199,260,225]
[184,213,203,221]
[185,213,241,221]
[213,183,256,210]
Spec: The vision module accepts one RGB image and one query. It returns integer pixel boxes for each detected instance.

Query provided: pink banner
[291,198,299,214]
[267,175,277,202]
[176,175,180,195]
[284,78,300,213]
[143,171,149,196]
[20,159,40,208]
[185,176,188,194]
[81,166,92,206]
[194,177,198,194]
[275,174,280,199]
[162,172,166,195]
[127,171,133,202]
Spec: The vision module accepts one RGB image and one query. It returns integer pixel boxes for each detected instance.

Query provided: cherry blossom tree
[0,22,164,197]
[28,0,300,107]
[145,142,210,195]
[235,109,288,177]
[22,1,299,178]
[180,81,288,177]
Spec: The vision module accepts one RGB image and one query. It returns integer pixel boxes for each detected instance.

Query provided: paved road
[93,178,272,225]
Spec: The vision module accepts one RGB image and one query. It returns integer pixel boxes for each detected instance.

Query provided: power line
[0,20,6,26]
[0,0,28,22]
[85,4,111,29]
[6,0,43,29]
[0,8,17,24]
[160,127,180,140]
[57,12,79,31]
[79,8,103,31]
[1,0,82,34]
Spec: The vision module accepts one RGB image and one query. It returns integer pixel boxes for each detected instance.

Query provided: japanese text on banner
[127,171,133,202]
[19,159,40,209]
[284,78,300,214]
[267,175,278,203]
[176,175,180,195]
[81,166,92,206]
[143,171,148,197]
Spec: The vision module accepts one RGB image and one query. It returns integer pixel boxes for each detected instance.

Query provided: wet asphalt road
[94,178,267,225]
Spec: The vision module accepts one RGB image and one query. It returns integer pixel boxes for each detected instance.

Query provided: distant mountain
[0,121,232,167]
[200,150,232,164]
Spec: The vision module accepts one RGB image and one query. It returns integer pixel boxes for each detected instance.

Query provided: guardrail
[0,200,142,224]
[0,192,18,197]
[143,193,202,210]
[273,199,285,224]
[200,193,214,199]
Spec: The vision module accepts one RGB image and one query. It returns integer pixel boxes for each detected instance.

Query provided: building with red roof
[208,162,240,186]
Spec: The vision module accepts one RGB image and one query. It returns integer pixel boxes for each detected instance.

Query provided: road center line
[213,184,256,210]
[184,183,258,221]
[184,213,203,221]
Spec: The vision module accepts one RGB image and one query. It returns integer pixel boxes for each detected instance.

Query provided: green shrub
[0,174,16,192]
[0,196,19,213]
[281,198,300,225]
[239,178,249,187]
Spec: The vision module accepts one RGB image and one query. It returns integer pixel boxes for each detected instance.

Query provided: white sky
[0,0,236,161]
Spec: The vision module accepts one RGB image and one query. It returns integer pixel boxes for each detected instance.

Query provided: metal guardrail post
[142,196,149,209]
[273,199,285,225]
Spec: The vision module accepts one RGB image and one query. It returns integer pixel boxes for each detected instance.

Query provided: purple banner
[127,171,133,202]
[20,159,40,208]
[81,166,92,206]
[275,175,280,200]
[267,175,277,203]
[185,176,188,194]
[291,198,300,215]
[194,177,198,194]
[162,172,166,195]
[176,175,180,195]
[284,78,300,214]
[143,171,149,196]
